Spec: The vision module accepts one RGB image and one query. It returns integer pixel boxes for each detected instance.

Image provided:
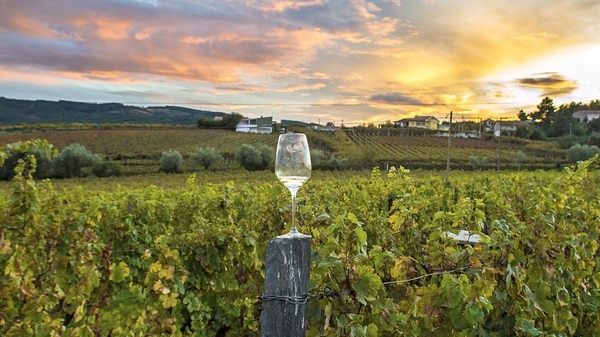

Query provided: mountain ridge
[0,97,228,125]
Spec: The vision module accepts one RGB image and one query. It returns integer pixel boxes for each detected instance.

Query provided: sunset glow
[0,0,599,125]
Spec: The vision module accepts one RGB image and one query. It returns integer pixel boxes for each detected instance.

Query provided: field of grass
[0,126,566,175]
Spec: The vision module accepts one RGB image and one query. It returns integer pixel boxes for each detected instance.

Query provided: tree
[0,139,56,180]
[191,147,224,170]
[326,155,348,170]
[197,112,243,130]
[510,151,527,170]
[517,110,528,121]
[222,112,244,130]
[235,144,273,171]
[468,155,488,170]
[514,126,529,139]
[588,118,600,133]
[532,97,556,130]
[588,132,600,147]
[258,144,275,168]
[92,162,123,177]
[159,150,183,173]
[566,144,600,163]
[1,147,54,180]
[53,143,101,178]
[310,149,326,169]
[528,128,546,141]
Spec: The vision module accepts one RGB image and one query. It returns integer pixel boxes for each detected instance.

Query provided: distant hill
[0,97,227,125]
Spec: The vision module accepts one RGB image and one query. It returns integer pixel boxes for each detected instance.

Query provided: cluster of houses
[233,110,600,136]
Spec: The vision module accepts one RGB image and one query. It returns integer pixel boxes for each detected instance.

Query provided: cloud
[516,72,578,97]
[0,0,334,84]
[368,92,424,106]
[0,0,599,123]
[277,83,327,93]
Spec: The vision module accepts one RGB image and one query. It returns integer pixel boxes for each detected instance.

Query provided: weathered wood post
[260,231,312,337]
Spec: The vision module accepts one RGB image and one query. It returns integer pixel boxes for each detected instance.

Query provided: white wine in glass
[275,132,311,235]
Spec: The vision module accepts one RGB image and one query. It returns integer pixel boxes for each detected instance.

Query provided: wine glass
[275,132,312,235]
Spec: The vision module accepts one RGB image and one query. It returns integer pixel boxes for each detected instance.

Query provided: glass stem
[290,189,298,234]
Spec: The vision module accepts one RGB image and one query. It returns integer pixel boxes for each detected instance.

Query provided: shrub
[469,155,489,170]
[555,134,582,149]
[587,132,600,147]
[310,149,326,169]
[159,150,183,173]
[258,144,275,169]
[92,162,123,177]
[528,128,546,141]
[326,155,349,170]
[0,147,54,180]
[510,151,527,170]
[191,147,224,170]
[235,144,273,171]
[53,143,101,178]
[566,144,600,163]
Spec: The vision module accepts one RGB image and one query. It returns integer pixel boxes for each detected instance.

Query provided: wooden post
[260,231,312,337]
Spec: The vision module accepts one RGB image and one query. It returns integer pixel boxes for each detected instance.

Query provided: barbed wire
[260,293,314,305]
[382,266,478,285]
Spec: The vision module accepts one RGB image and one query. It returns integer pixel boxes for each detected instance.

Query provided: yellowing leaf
[160,292,178,308]
[149,261,162,273]
[109,262,130,283]
[158,265,175,280]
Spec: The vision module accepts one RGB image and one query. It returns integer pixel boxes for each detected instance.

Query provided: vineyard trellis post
[260,232,312,337]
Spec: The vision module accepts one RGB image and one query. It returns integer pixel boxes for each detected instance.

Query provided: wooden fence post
[260,231,312,337]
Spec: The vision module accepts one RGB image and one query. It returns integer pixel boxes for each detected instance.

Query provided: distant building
[573,110,600,122]
[394,115,440,130]
[493,120,529,136]
[307,123,337,132]
[236,116,273,134]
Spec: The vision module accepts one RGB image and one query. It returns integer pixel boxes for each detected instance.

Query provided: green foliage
[159,150,183,173]
[197,112,243,130]
[0,97,223,125]
[190,147,224,170]
[514,126,529,139]
[528,128,546,141]
[510,151,527,170]
[325,155,349,170]
[0,140,56,180]
[235,144,273,171]
[53,143,101,178]
[556,134,584,149]
[3,155,600,336]
[310,149,326,169]
[469,155,488,170]
[92,162,123,177]
[588,132,600,147]
[222,112,244,130]
[566,144,600,162]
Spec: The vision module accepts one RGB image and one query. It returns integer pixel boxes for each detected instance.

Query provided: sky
[1,0,599,125]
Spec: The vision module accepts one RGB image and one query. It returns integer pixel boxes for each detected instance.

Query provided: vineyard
[341,128,564,170]
[1,141,599,336]
[0,127,566,173]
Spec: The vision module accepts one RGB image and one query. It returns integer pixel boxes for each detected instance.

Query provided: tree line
[0,140,351,181]
[517,97,600,139]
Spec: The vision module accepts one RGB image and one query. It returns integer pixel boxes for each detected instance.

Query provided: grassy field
[0,126,566,176]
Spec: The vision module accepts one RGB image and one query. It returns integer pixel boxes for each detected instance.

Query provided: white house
[493,120,529,136]
[573,110,600,122]
[235,116,273,134]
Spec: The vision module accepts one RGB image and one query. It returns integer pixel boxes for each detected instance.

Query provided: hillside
[0,97,227,125]
[0,127,566,172]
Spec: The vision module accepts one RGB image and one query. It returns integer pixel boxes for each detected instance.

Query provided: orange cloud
[71,13,131,40]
